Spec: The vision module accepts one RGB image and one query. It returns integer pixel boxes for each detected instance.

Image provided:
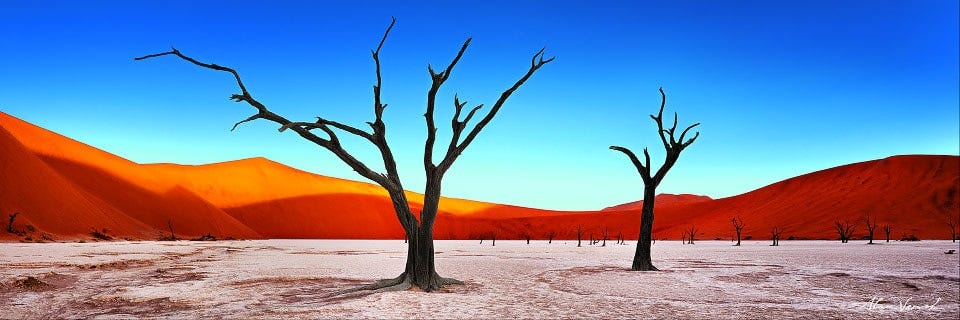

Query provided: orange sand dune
[1,111,957,241]
[0,125,152,239]
[601,194,713,211]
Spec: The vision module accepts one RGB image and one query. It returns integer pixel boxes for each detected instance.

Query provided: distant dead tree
[681,230,688,245]
[731,216,745,246]
[491,232,497,247]
[687,225,697,245]
[547,231,556,244]
[835,219,857,243]
[136,17,552,292]
[523,232,531,245]
[166,219,178,241]
[589,233,595,245]
[863,213,877,244]
[770,225,784,246]
[882,224,892,242]
[610,87,699,271]
[7,212,20,235]
[616,230,624,245]
[577,225,583,247]
[601,227,609,247]
[944,213,958,243]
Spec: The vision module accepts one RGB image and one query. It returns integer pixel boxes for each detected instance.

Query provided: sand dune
[1,111,956,241]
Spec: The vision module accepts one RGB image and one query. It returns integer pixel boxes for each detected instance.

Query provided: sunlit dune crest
[1,111,957,241]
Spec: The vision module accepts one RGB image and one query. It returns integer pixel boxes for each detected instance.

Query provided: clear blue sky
[2,1,957,210]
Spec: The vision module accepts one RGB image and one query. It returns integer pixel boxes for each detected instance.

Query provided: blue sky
[2,1,957,210]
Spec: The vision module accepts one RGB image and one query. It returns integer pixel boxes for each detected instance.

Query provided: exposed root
[324,273,464,300]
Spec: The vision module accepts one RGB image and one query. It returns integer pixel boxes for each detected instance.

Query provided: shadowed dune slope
[0,125,152,239]
[1,111,957,241]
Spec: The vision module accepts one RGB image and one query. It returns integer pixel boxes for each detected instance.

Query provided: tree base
[326,272,463,299]
[631,263,659,271]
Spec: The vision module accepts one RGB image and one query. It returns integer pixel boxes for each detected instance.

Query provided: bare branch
[441,47,554,172]
[136,47,249,96]
[425,38,473,171]
[610,145,651,180]
[136,47,390,188]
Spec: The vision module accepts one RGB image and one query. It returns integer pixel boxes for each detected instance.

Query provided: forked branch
[610,87,699,186]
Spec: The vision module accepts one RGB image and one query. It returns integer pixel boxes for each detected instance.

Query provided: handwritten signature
[860,296,942,312]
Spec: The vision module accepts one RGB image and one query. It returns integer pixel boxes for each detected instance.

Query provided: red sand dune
[1,111,957,241]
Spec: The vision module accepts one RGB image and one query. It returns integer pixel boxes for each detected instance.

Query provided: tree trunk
[632,185,657,271]
[735,230,741,246]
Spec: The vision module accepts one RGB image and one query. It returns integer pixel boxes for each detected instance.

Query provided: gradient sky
[2,1,958,211]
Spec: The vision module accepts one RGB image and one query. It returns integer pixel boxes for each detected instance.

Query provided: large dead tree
[731,216,745,246]
[610,88,699,271]
[135,18,553,292]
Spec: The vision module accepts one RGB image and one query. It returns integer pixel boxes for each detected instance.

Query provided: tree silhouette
[835,219,856,243]
[576,225,583,247]
[731,216,745,246]
[944,213,958,243]
[610,88,699,271]
[882,224,892,242]
[686,225,697,245]
[135,18,553,292]
[547,231,556,244]
[863,213,877,244]
[770,225,784,246]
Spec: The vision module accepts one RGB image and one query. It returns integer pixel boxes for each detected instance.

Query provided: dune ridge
[1,111,956,241]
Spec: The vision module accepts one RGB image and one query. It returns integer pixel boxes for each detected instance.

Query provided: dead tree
[945,213,958,243]
[547,231,556,244]
[731,216,745,246]
[601,227,608,247]
[863,213,877,244]
[681,230,688,245]
[835,219,856,243]
[882,224,892,242]
[616,230,624,245]
[135,18,553,292]
[7,212,19,234]
[166,219,178,241]
[491,232,497,247]
[523,232,531,245]
[687,225,697,245]
[576,225,583,247]
[770,225,784,246]
[610,88,699,271]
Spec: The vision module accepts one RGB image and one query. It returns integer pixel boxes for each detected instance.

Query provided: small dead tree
[523,232,531,245]
[863,213,877,244]
[165,219,178,241]
[770,225,784,246]
[602,227,609,247]
[547,231,556,244]
[7,212,20,235]
[491,232,497,247]
[882,224,892,242]
[610,87,699,271]
[616,230,624,245]
[835,219,856,243]
[577,225,583,247]
[687,225,697,245]
[731,216,745,246]
[681,230,688,245]
[136,18,552,292]
[945,213,958,243]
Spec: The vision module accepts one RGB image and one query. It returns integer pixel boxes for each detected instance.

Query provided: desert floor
[1,239,958,319]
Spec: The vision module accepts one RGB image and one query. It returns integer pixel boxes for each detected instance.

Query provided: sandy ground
[0,240,957,319]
